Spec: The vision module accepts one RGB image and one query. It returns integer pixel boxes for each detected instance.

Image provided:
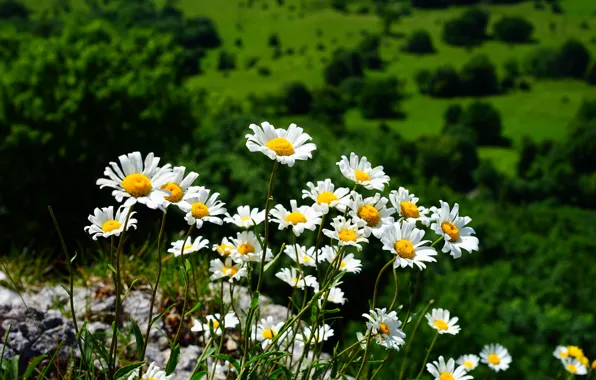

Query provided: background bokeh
[1,0,595,378]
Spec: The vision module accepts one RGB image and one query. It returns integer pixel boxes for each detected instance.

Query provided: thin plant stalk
[415,331,439,380]
[173,263,191,345]
[398,299,435,380]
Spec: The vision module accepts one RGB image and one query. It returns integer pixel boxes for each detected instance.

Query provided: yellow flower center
[580,356,588,365]
[488,354,500,365]
[285,212,307,225]
[266,137,295,156]
[394,239,415,259]
[161,182,184,203]
[141,377,156,380]
[464,361,473,369]
[560,352,569,359]
[591,360,596,369]
[183,245,193,251]
[222,266,238,276]
[238,243,255,255]
[339,228,357,242]
[191,202,210,219]
[122,173,152,198]
[262,328,276,339]
[292,277,299,285]
[433,320,449,331]
[568,346,583,358]
[317,191,338,204]
[240,216,252,222]
[440,373,454,380]
[357,205,380,227]
[340,260,347,268]
[567,364,577,374]
[441,222,460,242]
[354,170,370,182]
[379,322,390,335]
[101,220,121,233]
[216,244,233,256]
[209,319,220,329]
[400,201,420,218]
[303,255,312,263]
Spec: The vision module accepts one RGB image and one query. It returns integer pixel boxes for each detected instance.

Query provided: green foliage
[358,77,403,119]
[402,29,436,55]
[310,87,346,129]
[493,16,534,43]
[324,49,364,86]
[284,81,312,115]
[524,39,592,79]
[459,54,500,96]
[460,101,505,146]
[217,50,237,71]
[442,8,490,47]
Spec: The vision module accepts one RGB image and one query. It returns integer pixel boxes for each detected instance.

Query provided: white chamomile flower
[322,287,346,305]
[230,231,272,263]
[302,179,350,214]
[153,166,200,209]
[480,343,512,372]
[323,215,368,251]
[554,345,570,360]
[246,121,316,167]
[0,271,6,282]
[209,258,247,283]
[430,201,479,259]
[562,358,588,375]
[254,316,286,349]
[212,237,235,258]
[298,324,334,346]
[362,308,406,351]
[426,356,473,380]
[97,152,173,209]
[380,221,437,270]
[275,268,319,290]
[191,312,239,339]
[270,200,322,237]
[284,245,319,267]
[179,187,227,229]
[329,252,362,274]
[389,187,430,226]
[347,192,395,238]
[127,362,173,380]
[84,206,137,240]
[337,152,390,191]
[425,308,461,335]
[224,205,265,228]
[456,354,480,372]
[167,236,209,257]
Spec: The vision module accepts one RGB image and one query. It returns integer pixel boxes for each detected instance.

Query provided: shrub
[444,104,464,126]
[359,77,403,119]
[310,86,346,126]
[180,17,222,50]
[357,34,381,54]
[339,76,366,106]
[556,39,591,78]
[0,0,29,20]
[428,65,461,98]
[235,37,243,48]
[587,61,596,85]
[323,49,364,86]
[524,46,559,78]
[459,54,500,96]
[402,29,436,54]
[245,56,259,69]
[257,66,271,76]
[460,101,504,145]
[331,0,348,12]
[493,16,534,43]
[268,33,280,48]
[357,5,370,14]
[442,8,490,47]
[414,69,433,94]
[217,50,236,71]
[284,82,312,115]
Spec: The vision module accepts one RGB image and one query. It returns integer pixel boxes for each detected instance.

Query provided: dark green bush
[323,49,364,86]
[460,101,504,146]
[442,8,490,47]
[493,16,534,43]
[359,77,403,119]
[402,29,436,54]
[460,54,500,96]
[217,50,236,71]
[429,65,461,98]
[310,86,346,126]
[556,39,591,78]
[284,82,312,115]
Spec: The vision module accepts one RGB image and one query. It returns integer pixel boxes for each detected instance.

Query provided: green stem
[415,331,439,380]
[173,263,190,345]
[371,351,392,380]
[389,265,399,310]
[256,160,279,293]
[398,299,435,380]
[372,258,396,309]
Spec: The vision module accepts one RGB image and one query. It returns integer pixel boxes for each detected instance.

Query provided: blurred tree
[323,49,364,86]
[442,8,490,47]
[284,82,312,115]
[359,77,403,119]
[459,54,500,96]
[460,101,504,145]
[402,29,436,54]
[493,16,534,43]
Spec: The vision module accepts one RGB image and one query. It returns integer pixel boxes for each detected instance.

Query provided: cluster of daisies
[554,345,595,376]
[84,121,485,378]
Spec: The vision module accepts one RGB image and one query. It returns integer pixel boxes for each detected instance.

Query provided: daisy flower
[567,346,585,359]
[298,324,334,346]
[179,187,227,229]
[212,237,235,258]
[347,192,395,238]
[362,308,406,351]
[320,287,346,306]
[302,179,350,214]
[167,236,209,257]
[430,201,479,259]
[127,362,173,380]
[97,152,173,209]
[323,215,368,251]
[426,356,473,380]
[153,166,200,209]
[425,308,461,335]
[480,343,512,372]
[562,358,587,375]
[84,206,137,240]
[224,206,265,228]
[284,245,319,267]
[554,345,570,360]
[245,121,316,167]
[191,312,239,339]
[389,187,430,226]
[254,316,286,349]
[270,200,322,237]
[209,258,247,283]
[380,221,437,270]
[592,359,596,369]
[337,152,390,191]
[230,231,272,263]
[276,268,319,290]
[456,354,480,372]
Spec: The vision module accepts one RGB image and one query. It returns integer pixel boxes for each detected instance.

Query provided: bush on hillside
[493,16,534,43]
[310,86,346,128]
[331,0,348,12]
[323,49,364,86]
[268,33,280,48]
[414,69,433,95]
[359,77,404,119]
[402,29,436,54]
[460,54,500,96]
[442,8,490,47]
[556,39,591,78]
[428,65,461,98]
[284,82,312,115]
[257,66,271,76]
[524,46,560,78]
[217,50,236,71]
[460,101,504,146]
[0,0,29,20]
[566,100,596,174]
[587,62,596,85]
[357,34,383,69]
[443,104,464,127]
[339,77,366,106]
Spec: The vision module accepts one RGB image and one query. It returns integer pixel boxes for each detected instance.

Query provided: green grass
[478,146,519,176]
